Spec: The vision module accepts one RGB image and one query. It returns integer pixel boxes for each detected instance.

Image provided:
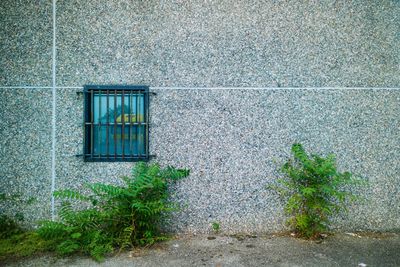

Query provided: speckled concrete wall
[54,0,400,87]
[51,88,400,233]
[0,89,53,224]
[0,0,52,86]
[149,88,400,233]
[1,0,399,232]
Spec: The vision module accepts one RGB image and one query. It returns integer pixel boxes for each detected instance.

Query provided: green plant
[270,143,364,239]
[0,193,48,262]
[0,215,24,239]
[37,162,190,261]
[0,192,36,239]
[211,222,220,234]
[0,232,56,262]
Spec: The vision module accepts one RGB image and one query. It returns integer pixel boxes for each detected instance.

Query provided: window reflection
[92,93,145,156]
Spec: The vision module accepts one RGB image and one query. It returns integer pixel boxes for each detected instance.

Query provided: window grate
[83,85,150,162]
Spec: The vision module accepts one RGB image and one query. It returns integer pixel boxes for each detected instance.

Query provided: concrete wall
[1,0,399,233]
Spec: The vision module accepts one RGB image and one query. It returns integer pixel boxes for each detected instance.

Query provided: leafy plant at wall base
[0,232,57,262]
[0,193,49,261]
[211,222,220,234]
[0,215,24,239]
[37,162,190,261]
[269,143,365,239]
[0,192,37,239]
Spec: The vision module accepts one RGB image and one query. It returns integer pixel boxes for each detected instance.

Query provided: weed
[211,222,220,234]
[269,143,365,239]
[0,215,24,239]
[37,162,189,261]
[0,232,56,262]
[0,192,36,239]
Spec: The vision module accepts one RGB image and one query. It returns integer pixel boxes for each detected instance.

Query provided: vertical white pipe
[51,0,57,220]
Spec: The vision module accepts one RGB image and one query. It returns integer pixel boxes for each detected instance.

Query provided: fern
[53,189,89,201]
[88,183,125,197]
[118,226,134,250]
[37,162,189,261]
[56,240,80,255]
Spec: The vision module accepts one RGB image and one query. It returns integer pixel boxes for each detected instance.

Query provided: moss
[0,232,56,262]
[0,214,24,239]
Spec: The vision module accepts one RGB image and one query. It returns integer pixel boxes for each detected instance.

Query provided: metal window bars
[83,85,150,162]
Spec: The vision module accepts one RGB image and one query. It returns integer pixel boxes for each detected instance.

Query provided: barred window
[83,85,149,162]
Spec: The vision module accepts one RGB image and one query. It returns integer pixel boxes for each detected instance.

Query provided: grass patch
[0,232,57,262]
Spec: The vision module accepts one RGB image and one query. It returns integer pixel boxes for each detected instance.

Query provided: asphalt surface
[5,232,400,267]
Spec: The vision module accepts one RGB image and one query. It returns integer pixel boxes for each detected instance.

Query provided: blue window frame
[83,85,150,162]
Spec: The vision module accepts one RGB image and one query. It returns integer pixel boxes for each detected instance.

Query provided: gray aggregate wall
[1,88,399,233]
[0,89,53,223]
[0,0,399,233]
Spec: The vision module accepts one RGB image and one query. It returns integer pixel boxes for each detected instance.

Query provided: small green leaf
[71,232,82,239]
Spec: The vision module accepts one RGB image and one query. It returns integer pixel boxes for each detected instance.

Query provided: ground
[3,232,400,267]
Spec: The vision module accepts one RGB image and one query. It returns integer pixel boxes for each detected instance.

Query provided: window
[83,85,150,162]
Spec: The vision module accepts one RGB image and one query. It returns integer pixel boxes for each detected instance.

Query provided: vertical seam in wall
[50,0,57,220]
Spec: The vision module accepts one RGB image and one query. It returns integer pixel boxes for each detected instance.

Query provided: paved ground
[4,232,400,267]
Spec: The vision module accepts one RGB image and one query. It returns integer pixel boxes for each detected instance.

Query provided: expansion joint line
[50,0,57,220]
